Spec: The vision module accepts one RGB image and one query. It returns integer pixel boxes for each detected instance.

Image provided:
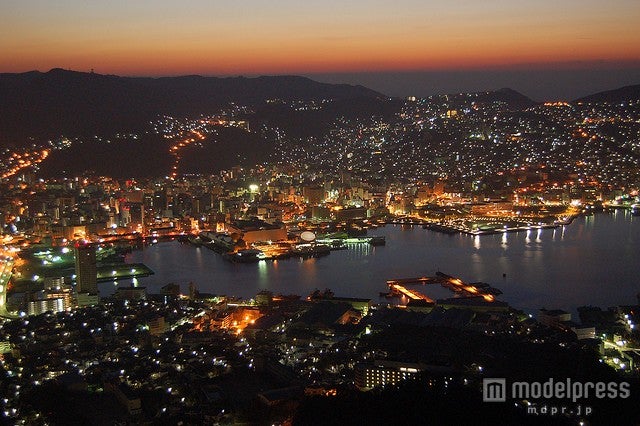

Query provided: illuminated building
[355,361,426,390]
[43,276,66,291]
[148,316,166,335]
[27,297,65,316]
[115,286,147,301]
[538,309,571,326]
[26,285,75,315]
[226,220,287,244]
[122,202,144,232]
[76,293,100,307]
[0,341,12,354]
[74,244,98,295]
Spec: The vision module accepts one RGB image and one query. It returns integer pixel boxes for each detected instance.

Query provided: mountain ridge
[1,68,637,146]
[574,84,640,103]
[0,68,385,145]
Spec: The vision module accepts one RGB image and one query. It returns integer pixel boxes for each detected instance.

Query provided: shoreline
[386,214,580,236]
[127,210,637,312]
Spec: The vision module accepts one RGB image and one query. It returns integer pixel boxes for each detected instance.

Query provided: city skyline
[3,1,640,99]
[1,2,640,423]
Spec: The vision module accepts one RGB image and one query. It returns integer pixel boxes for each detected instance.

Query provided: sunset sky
[2,0,640,99]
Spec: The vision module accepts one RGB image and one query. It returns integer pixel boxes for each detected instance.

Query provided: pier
[386,272,500,303]
[96,263,154,282]
[387,283,435,303]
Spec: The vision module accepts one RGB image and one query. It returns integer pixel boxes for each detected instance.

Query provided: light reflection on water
[122,212,640,313]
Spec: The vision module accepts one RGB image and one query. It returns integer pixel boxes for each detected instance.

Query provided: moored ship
[226,249,266,263]
[200,232,236,252]
[291,243,331,257]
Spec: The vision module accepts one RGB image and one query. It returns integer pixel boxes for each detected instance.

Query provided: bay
[120,210,640,313]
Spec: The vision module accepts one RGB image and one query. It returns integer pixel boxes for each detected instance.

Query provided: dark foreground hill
[0,68,384,146]
[36,128,270,178]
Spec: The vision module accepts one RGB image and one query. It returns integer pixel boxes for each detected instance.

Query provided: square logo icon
[483,378,507,402]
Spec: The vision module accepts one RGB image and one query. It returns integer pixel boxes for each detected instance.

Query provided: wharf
[385,272,503,306]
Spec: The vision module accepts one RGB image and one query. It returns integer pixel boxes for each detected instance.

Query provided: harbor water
[122,210,640,313]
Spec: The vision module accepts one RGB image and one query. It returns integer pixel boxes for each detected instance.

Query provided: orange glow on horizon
[2,1,640,76]
[7,45,640,77]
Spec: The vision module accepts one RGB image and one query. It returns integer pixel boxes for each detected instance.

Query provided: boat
[292,243,331,257]
[227,249,266,263]
[201,232,235,251]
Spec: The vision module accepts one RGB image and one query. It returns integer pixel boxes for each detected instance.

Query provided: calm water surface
[120,211,640,313]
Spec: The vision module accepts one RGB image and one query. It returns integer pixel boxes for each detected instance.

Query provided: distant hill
[475,88,537,108]
[441,87,537,109]
[0,68,384,146]
[574,84,640,103]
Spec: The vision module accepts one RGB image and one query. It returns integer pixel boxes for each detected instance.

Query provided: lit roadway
[0,148,49,180]
[0,256,18,318]
[603,340,640,353]
[170,130,205,179]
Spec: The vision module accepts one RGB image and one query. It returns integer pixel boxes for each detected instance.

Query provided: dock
[386,272,501,303]
[387,283,435,304]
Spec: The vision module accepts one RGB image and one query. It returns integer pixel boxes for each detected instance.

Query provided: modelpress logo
[483,378,631,403]
[483,378,507,402]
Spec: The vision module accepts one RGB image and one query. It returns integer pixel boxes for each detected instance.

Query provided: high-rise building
[127,202,144,232]
[74,244,97,295]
